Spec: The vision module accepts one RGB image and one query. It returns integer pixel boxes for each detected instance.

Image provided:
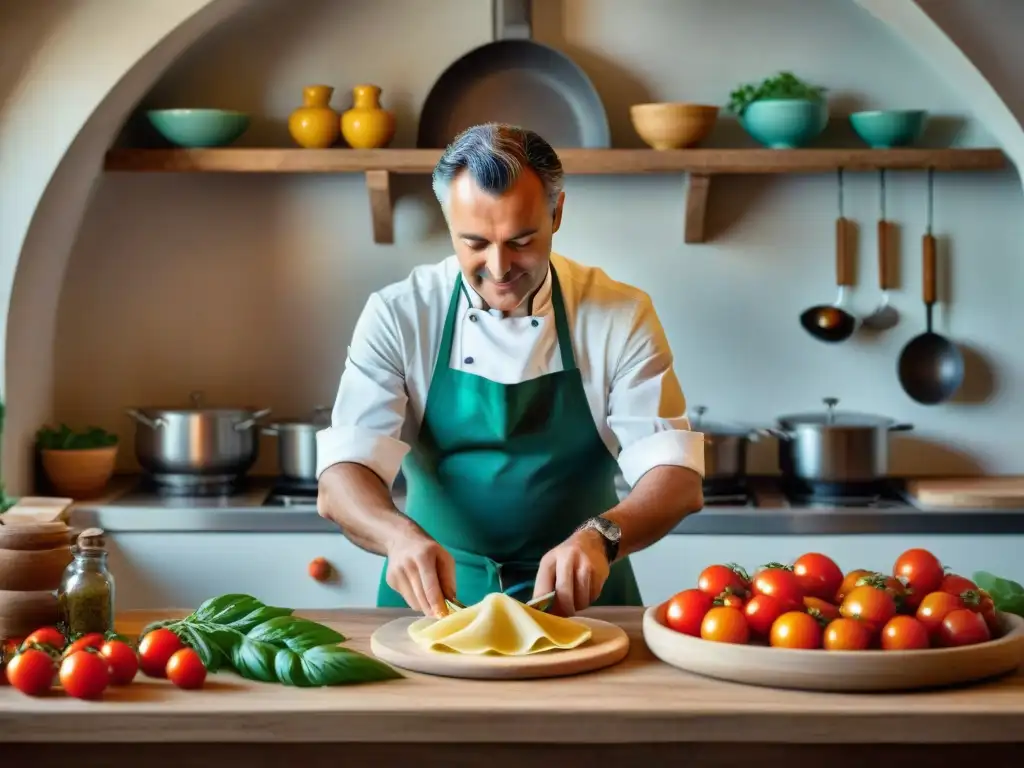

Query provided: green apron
[377,266,642,608]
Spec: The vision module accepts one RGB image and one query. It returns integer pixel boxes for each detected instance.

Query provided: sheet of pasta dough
[407,592,593,655]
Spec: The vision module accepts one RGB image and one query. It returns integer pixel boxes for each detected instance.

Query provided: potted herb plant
[37,424,119,499]
[727,71,828,149]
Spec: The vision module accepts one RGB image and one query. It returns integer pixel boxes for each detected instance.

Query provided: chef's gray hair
[432,124,564,215]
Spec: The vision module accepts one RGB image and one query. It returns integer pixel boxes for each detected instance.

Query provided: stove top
[704,477,912,510]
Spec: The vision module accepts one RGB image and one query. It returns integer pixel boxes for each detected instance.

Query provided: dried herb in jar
[58,527,115,637]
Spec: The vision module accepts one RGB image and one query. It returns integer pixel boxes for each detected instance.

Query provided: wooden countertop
[3,607,1024,745]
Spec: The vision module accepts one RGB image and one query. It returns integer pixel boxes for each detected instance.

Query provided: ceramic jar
[341,84,396,149]
[289,85,340,149]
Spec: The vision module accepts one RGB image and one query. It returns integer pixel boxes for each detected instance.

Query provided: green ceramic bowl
[146,109,250,148]
[849,110,927,148]
[740,99,828,149]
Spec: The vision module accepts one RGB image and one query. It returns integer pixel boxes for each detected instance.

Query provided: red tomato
[715,591,746,609]
[823,618,872,651]
[744,593,786,636]
[792,553,843,601]
[937,608,991,647]
[166,648,207,690]
[940,574,979,598]
[915,591,965,635]
[751,567,803,610]
[100,640,139,686]
[975,591,1002,635]
[836,568,872,602]
[664,589,714,637]
[769,611,822,650]
[138,628,183,678]
[59,650,109,700]
[697,564,748,598]
[700,606,750,644]
[880,615,930,650]
[23,627,66,652]
[64,633,106,657]
[803,596,840,622]
[840,585,897,633]
[5,648,56,696]
[892,549,944,609]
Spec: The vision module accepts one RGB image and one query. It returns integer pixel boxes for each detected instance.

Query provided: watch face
[596,517,621,542]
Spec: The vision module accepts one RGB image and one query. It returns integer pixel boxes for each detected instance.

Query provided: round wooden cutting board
[370,616,630,680]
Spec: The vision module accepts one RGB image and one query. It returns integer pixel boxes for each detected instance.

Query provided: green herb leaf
[247,616,345,652]
[973,571,1024,617]
[36,423,118,451]
[180,624,222,672]
[192,594,266,624]
[230,637,279,683]
[300,644,403,686]
[224,605,295,633]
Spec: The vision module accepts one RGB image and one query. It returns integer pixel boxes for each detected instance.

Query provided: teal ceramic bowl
[849,110,926,148]
[741,99,828,149]
[146,109,250,148]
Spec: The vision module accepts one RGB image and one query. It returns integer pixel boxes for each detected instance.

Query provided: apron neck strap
[439,265,578,372]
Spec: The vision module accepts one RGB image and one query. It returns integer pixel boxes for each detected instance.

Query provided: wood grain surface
[3,607,1024,746]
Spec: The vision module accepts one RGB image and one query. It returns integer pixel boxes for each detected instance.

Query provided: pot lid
[688,406,754,436]
[270,406,331,429]
[777,397,896,428]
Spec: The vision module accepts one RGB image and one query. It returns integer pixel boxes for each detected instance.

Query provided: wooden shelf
[104,147,1009,245]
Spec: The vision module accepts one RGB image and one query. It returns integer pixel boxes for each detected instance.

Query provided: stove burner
[269,478,318,498]
[143,473,243,498]
[782,478,891,505]
[704,477,749,498]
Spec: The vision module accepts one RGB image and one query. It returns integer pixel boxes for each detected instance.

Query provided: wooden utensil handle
[836,217,853,287]
[877,221,891,290]
[922,233,937,304]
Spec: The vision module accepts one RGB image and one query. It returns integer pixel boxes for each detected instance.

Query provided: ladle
[862,169,900,331]
[800,168,856,343]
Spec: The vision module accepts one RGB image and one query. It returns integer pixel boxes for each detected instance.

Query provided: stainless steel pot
[263,407,331,483]
[689,405,760,483]
[126,390,271,484]
[771,397,912,483]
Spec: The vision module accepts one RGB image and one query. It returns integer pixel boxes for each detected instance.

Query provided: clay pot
[0,522,71,637]
[289,85,341,149]
[40,445,117,499]
[341,84,396,149]
[0,589,59,639]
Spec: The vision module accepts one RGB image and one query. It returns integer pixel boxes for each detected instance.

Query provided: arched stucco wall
[0,0,1021,494]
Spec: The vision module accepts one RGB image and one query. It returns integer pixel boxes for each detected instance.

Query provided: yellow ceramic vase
[289,85,340,149]
[341,84,396,149]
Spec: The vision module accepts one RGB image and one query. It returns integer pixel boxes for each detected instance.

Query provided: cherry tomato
[6,648,56,695]
[880,615,930,650]
[138,628,183,678]
[744,593,786,636]
[100,640,139,686]
[940,574,978,598]
[64,633,105,657]
[915,591,965,635]
[751,567,803,610]
[892,549,944,609]
[975,591,1002,635]
[823,618,873,651]
[59,650,109,700]
[803,596,840,622]
[769,611,822,650]
[715,591,746,609]
[836,568,872,602]
[700,606,750,644]
[697,564,748,598]
[664,589,714,637]
[840,584,897,633]
[23,626,66,652]
[937,608,991,647]
[166,648,207,690]
[792,553,843,601]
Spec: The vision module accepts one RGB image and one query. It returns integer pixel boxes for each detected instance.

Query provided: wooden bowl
[0,589,59,639]
[0,521,72,551]
[0,545,72,591]
[643,604,1024,692]
[629,103,719,150]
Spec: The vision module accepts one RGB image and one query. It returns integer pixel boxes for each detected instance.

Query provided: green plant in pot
[727,71,828,149]
[37,424,119,500]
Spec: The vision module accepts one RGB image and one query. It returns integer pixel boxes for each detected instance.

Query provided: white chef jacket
[316,253,705,490]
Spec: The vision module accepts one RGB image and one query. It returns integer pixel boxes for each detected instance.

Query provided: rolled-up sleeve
[608,295,705,487]
[315,292,411,488]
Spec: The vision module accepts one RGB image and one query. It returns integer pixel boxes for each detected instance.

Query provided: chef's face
[446,168,564,314]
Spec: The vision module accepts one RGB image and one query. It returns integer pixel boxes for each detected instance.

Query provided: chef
[316,123,705,617]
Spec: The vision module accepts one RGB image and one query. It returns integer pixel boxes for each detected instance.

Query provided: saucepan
[263,407,332,483]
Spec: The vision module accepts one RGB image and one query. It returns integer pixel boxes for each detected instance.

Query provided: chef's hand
[533,529,609,617]
[385,531,456,618]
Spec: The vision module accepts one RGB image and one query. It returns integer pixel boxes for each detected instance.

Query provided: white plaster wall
[1,0,1022,494]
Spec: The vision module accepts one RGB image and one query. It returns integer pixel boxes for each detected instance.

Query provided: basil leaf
[974,571,1024,617]
[247,616,345,652]
[299,645,402,686]
[192,594,266,625]
[273,648,312,687]
[180,624,222,672]
[223,605,295,633]
[230,638,279,683]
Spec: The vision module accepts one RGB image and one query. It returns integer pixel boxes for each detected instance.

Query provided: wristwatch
[576,516,621,563]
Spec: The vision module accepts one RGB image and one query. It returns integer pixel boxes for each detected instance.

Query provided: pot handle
[889,423,914,432]
[763,427,793,441]
[235,408,272,432]
[261,426,279,437]
[125,409,167,430]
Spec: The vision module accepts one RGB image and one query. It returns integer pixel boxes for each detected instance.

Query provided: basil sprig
[141,593,401,687]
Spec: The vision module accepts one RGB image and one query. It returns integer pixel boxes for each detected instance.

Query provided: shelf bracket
[365,170,394,244]
[684,173,711,244]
